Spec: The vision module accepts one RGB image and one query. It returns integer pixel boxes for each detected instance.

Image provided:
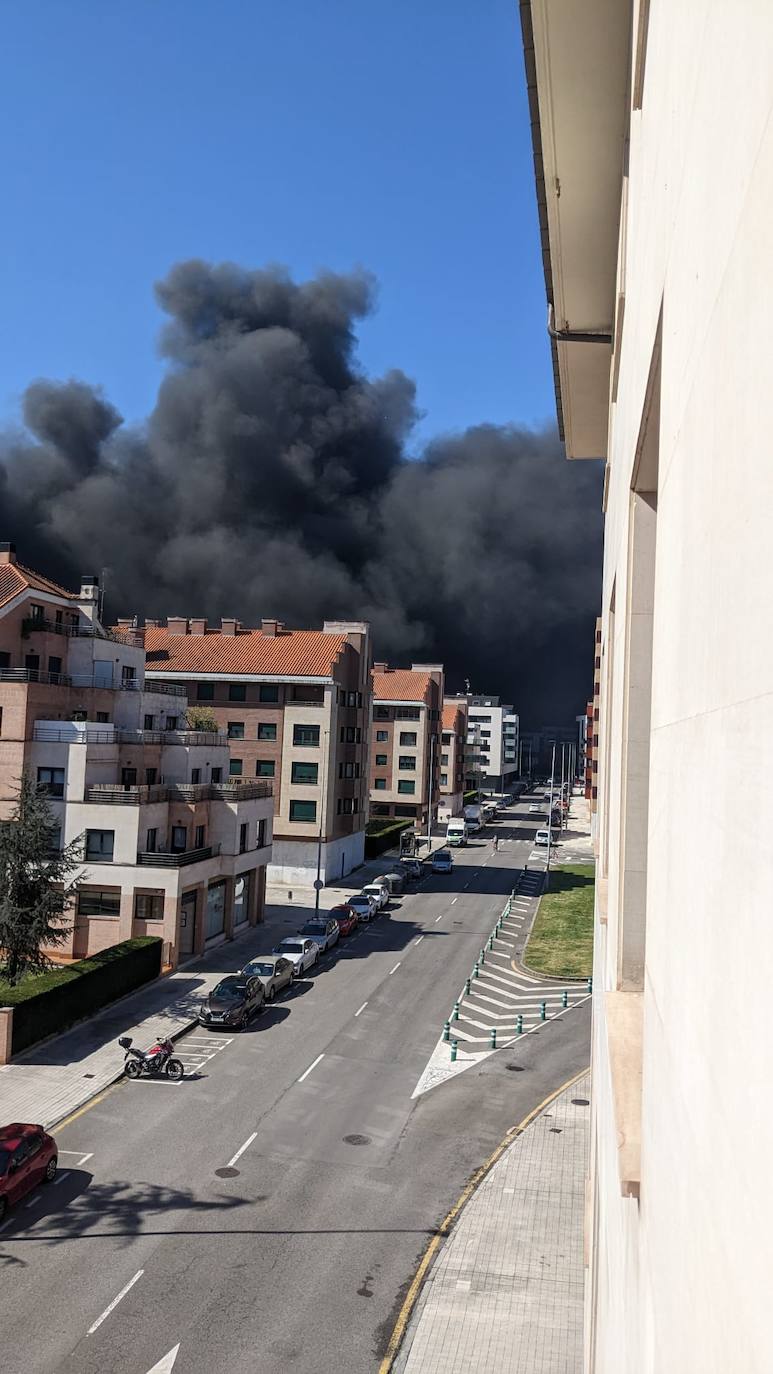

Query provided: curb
[380,1065,591,1373]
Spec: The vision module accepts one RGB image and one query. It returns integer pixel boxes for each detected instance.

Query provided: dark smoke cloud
[0,261,602,724]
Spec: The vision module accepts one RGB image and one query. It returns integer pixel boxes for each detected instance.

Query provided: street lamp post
[545,741,557,890]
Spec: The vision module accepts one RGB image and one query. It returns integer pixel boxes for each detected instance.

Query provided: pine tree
[0,774,82,985]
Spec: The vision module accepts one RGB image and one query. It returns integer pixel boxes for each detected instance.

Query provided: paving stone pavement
[396,1072,590,1374]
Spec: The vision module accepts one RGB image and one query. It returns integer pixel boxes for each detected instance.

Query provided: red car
[329,904,359,936]
[0,1123,58,1221]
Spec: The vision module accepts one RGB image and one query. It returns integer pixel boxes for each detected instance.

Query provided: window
[376,730,388,742]
[121,768,137,787]
[96,711,109,723]
[239,823,248,853]
[399,731,417,747]
[171,826,187,852]
[48,655,62,676]
[195,825,205,849]
[229,759,243,777]
[258,722,277,741]
[374,778,387,790]
[211,767,222,783]
[441,753,449,765]
[398,780,415,795]
[289,799,316,822]
[440,773,448,786]
[144,714,154,730]
[293,724,320,746]
[339,761,359,779]
[85,830,115,861]
[259,684,279,702]
[257,818,267,848]
[340,725,360,744]
[197,682,214,700]
[396,708,420,720]
[55,610,63,626]
[227,721,245,739]
[256,760,275,777]
[145,768,157,785]
[338,796,355,814]
[77,889,120,917]
[30,603,44,623]
[480,730,491,738]
[166,716,178,731]
[191,768,201,784]
[372,804,389,816]
[228,684,246,701]
[145,828,157,853]
[49,825,61,853]
[375,754,388,766]
[122,664,136,683]
[347,690,357,707]
[338,688,346,705]
[135,893,163,921]
[37,767,64,799]
[398,756,416,770]
[292,761,319,784]
[375,706,389,719]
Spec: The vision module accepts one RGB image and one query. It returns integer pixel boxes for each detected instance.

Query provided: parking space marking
[53,1170,71,1186]
[88,1269,144,1336]
[388,962,401,975]
[354,1002,368,1017]
[298,1053,324,1083]
[24,1193,42,1209]
[227,1131,257,1169]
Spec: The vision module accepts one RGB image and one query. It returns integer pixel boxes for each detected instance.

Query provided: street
[0,797,590,1374]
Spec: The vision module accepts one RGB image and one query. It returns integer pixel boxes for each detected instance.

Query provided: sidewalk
[0,905,295,1131]
[393,1072,590,1374]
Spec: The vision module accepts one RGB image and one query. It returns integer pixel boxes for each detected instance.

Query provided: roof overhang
[521,0,631,458]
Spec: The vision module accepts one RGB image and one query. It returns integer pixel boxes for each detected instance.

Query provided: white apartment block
[461,694,519,792]
[524,3,773,1371]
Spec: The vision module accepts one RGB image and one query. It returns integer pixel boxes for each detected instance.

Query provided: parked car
[362,881,389,910]
[0,1124,58,1221]
[378,870,406,895]
[348,892,378,922]
[200,975,265,1029]
[299,917,340,952]
[271,936,319,976]
[535,828,559,847]
[329,904,359,936]
[241,955,294,1001]
[432,849,454,874]
[528,803,541,813]
[398,856,424,881]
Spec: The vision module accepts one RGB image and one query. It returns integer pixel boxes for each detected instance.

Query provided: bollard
[452,1002,460,1021]
[489,1027,497,1049]
[562,989,568,1008]
[443,1020,451,1042]
[450,1039,458,1062]
[488,934,494,951]
[540,1000,546,1021]
[473,963,480,979]
[517,1014,523,1034]
[465,977,471,996]
[587,976,593,994]
[479,948,486,965]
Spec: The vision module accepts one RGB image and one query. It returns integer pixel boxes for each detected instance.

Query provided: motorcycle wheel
[165,1058,184,1083]
[125,1059,142,1080]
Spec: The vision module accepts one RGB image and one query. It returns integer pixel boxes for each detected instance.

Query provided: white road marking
[451,897,458,905]
[87,1269,144,1335]
[434,914,443,923]
[414,935,424,945]
[53,1170,71,1186]
[226,1131,258,1168]
[146,1345,180,1374]
[388,962,401,975]
[354,1001,368,1017]
[298,1052,325,1083]
[24,1193,42,1209]
[77,1152,93,1167]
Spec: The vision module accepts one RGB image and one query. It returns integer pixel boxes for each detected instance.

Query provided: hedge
[5,937,162,1056]
[364,818,414,859]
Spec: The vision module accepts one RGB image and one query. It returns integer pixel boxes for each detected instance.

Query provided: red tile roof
[442,703,465,732]
[372,669,432,704]
[0,561,80,611]
[144,626,348,679]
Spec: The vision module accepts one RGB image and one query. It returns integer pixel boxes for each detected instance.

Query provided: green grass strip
[523,864,595,979]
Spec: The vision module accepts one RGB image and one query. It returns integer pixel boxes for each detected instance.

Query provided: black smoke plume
[0,261,603,724]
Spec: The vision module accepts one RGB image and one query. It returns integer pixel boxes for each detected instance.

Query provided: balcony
[33,725,224,747]
[84,781,273,805]
[21,616,144,647]
[136,843,221,867]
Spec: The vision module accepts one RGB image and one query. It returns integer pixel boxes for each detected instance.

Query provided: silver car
[348,892,377,922]
[271,937,319,977]
[241,955,295,1001]
[362,881,389,910]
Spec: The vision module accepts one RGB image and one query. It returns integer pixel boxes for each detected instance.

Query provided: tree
[0,774,82,985]
[185,706,218,733]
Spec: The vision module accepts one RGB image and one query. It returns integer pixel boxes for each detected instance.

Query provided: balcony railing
[1,668,186,694]
[142,680,186,697]
[84,781,273,805]
[21,616,144,647]
[32,725,225,747]
[136,843,220,867]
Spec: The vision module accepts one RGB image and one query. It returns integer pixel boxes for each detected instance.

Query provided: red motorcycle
[119,1035,184,1082]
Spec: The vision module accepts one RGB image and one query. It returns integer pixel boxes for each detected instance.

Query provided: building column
[193,883,208,956]
[118,889,135,943]
[222,874,236,940]
[162,888,180,969]
[253,866,266,925]
[0,1008,14,1066]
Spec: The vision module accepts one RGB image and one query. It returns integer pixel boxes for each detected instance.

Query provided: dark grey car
[199,975,265,1030]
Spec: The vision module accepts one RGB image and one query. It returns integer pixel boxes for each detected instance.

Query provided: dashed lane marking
[451,897,458,905]
[298,1053,324,1084]
[87,1269,144,1336]
[434,915,443,923]
[388,962,401,976]
[354,1002,368,1017]
[414,936,424,946]
[226,1131,257,1169]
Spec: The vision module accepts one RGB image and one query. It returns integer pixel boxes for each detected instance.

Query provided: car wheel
[314,952,320,967]
[239,1011,249,1030]
[44,1156,57,1184]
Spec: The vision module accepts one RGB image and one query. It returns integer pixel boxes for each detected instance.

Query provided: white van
[446,818,468,847]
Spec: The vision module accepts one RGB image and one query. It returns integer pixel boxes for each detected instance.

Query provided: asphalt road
[0,796,590,1374]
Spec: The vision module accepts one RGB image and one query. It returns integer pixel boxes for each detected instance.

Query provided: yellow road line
[51,1080,121,1134]
[378,1065,590,1373]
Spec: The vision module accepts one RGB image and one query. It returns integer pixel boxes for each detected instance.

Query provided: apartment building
[141,617,371,887]
[462,694,519,792]
[369,664,443,833]
[438,697,468,821]
[523,3,773,1370]
[0,545,272,969]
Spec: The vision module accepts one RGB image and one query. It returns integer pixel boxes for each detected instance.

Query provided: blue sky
[0,0,554,451]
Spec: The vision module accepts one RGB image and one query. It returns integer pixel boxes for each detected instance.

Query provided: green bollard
[587,976,593,994]
[443,1020,450,1042]
[465,977,471,996]
[562,989,568,1008]
[489,1027,497,1049]
[450,1039,458,1062]
[540,1000,546,1021]
[452,1002,460,1021]
[517,1014,523,1034]
[479,948,486,965]
[473,963,480,979]
[488,934,494,951]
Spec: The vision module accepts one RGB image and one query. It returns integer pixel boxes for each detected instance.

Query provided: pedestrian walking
[493,835,499,853]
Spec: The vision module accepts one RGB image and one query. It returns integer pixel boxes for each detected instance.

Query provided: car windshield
[212,980,246,999]
[350,897,369,905]
[278,941,304,954]
[300,924,326,936]
[247,962,275,976]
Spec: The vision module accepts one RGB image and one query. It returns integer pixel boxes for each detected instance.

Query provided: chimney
[261,618,279,637]
[0,542,17,565]
[116,618,134,631]
[373,662,388,673]
[189,617,208,635]
[221,617,237,636]
[144,618,159,628]
[79,574,99,603]
[167,617,188,636]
